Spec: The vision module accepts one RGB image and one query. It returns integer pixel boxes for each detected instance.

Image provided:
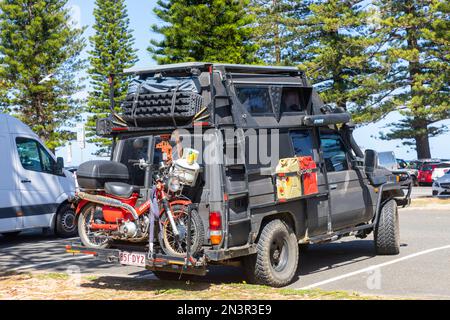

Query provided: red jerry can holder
[298,156,319,196]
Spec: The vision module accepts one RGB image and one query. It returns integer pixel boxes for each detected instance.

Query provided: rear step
[65,243,208,276]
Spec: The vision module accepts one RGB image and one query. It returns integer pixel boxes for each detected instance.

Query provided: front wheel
[243,219,299,287]
[78,204,111,249]
[374,199,400,255]
[56,203,77,237]
[159,205,204,258]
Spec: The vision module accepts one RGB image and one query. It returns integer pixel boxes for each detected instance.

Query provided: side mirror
[56,157,64,175]
[364,150,378,174]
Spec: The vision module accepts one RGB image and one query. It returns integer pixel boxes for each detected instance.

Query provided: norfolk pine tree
[293,1,387,112]
[149,0,258,64]
[0,0,86,152]
[372,0,450,159]
[87,0,138,156]
[250,0,311,65]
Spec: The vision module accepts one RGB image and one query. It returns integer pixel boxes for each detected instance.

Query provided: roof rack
[123,62,302,76]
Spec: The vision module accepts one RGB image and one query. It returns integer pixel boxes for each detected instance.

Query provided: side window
[320,133,349,172]
[16,138,43,172]
[38,144,56,174]
[290,130,314,157]
[281,88,305,113]
[235,86,273,115]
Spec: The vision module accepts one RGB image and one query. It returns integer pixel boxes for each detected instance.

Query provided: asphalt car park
[1,203,449,299]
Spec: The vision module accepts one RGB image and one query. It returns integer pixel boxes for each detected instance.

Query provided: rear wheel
[374,199,400,255]
[243,219,299,287]
[56,203,77,237]
[159,205,204,258]
[78,204,111,249]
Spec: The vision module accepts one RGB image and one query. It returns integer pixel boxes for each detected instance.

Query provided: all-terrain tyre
[243,219,299,287]
[56,203,77,237]
[374,199,400,255]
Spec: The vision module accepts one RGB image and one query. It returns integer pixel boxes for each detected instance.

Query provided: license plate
[119,251,146,267]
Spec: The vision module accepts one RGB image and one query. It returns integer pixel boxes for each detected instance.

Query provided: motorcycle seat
[105,182,140,198]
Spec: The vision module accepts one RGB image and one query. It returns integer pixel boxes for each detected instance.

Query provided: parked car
[433,171,450,197]
[431,163,450,182]
[66,63,412,287]
[397,158,408,169]
[0,114,77,238]
[378,153,418,185]
[418,162,442,186]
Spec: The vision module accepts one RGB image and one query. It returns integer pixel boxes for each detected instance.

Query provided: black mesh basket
[121,91,203,127]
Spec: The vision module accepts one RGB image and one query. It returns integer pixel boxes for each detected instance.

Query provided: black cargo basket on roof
[120,76,204,127]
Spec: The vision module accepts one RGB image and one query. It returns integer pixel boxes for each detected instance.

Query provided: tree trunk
[415,133,431,160]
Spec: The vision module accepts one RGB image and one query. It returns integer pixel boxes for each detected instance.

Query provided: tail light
[209,211,222,245]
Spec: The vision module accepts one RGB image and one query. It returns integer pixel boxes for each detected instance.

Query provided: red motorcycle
[74,145,204,258]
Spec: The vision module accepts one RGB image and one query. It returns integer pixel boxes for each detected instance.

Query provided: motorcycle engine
[119,221,138,238]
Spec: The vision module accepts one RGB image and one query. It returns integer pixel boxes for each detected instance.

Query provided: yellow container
[275,158,302,200]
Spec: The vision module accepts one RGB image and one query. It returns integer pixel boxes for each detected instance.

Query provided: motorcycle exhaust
[77,192,140,221]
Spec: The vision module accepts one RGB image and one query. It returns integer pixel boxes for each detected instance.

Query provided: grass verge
[0,271,384,300]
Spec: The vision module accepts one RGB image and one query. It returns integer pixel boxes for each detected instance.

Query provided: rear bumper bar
[65,243,207,276]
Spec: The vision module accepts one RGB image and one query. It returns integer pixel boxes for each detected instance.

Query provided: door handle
[21,179,32,183]
[330,184,338,190]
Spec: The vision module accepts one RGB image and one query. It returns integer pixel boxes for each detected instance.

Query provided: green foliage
[149,0,258,64]
[0,0,86,152]
[250,0,310,65]
[86,0,137,156]
[293,1,386,112]
[370,0,450,158]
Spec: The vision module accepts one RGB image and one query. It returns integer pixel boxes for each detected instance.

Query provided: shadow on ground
[0,230,403,288]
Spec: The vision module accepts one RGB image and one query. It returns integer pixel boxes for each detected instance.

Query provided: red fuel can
[298,156,319,195]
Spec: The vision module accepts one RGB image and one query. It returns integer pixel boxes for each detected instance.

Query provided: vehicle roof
[0,113,38,137]
[124,62,302,76]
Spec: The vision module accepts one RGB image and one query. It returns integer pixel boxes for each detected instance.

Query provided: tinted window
[290,131,314,157]
[320,133,348,172]
[281,88,305,113]
[235,87,273,114]
[16,137,55,173]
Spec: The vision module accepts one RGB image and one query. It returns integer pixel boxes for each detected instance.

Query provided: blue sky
[56,0,450,165]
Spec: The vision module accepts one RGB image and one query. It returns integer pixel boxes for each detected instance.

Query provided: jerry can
[275,158,302,200]
[298,156,319,195]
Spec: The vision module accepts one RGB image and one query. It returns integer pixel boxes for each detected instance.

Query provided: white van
[0,114,76,238]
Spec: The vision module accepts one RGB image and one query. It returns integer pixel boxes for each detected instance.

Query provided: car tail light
[209,211,222,245]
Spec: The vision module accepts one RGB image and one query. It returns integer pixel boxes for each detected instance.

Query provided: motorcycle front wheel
[78,204,112,249]
[159,204,204,258]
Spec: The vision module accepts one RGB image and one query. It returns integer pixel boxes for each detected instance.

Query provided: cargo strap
[131,82,144,127]
[170,85,180,128]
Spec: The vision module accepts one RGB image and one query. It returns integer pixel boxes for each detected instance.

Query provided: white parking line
[11,255,92,272]
[299,245,450,290]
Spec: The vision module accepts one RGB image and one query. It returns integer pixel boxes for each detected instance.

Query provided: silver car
[433,171,450,197]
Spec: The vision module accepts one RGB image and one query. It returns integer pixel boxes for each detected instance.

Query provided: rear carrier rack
[65,243,208,276]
